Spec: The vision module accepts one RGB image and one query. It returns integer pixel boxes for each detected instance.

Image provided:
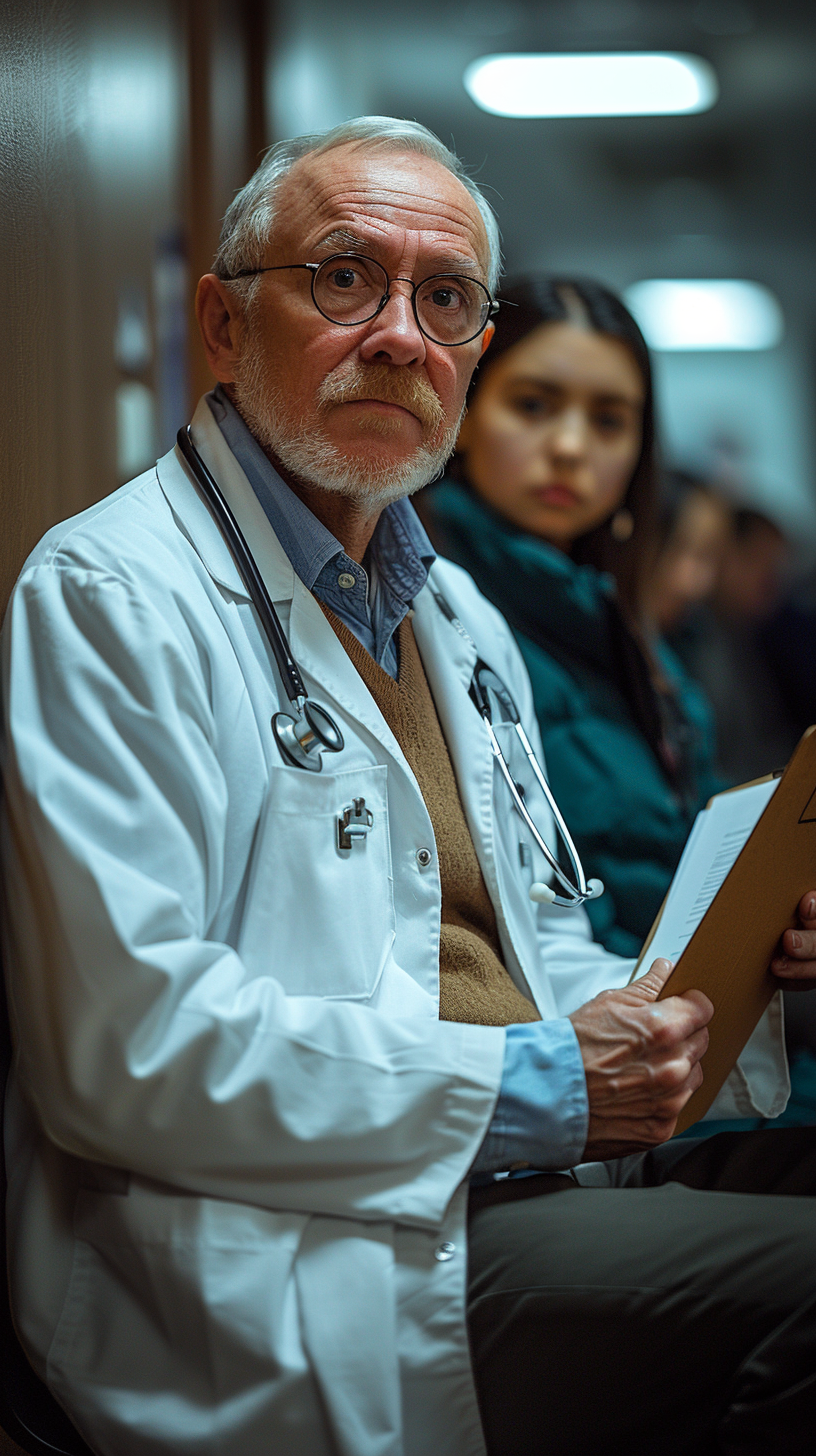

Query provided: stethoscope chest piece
[272,700,345,772]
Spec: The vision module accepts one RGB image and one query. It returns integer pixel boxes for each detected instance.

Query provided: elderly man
[3,116,816,1456]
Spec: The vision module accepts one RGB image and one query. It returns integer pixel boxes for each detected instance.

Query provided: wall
[0,0,268,618]
[0,0,184,615]
[0,5,267,1448]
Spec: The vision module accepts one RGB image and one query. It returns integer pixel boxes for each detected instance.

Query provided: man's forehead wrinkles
[277,149,490,278]
[307,200,482,244]
[321,180,480,228]
[305,206,485,272]
[312,215,480,256]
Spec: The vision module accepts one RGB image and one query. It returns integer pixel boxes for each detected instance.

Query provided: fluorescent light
[624,280,783,351]
[464,52,718,117]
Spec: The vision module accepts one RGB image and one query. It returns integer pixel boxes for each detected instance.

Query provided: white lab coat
[1,400,789,1456]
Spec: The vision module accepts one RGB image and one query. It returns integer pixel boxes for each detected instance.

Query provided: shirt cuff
[470,1018,588,1175]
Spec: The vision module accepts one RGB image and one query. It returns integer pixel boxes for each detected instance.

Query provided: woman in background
[420,276,721,959]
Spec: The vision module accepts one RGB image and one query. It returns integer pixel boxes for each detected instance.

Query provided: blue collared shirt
[207,387,588,1175]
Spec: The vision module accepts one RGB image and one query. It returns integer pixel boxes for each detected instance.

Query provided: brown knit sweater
[322,608,540,1027]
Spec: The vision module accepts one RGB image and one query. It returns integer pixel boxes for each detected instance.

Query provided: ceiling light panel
[464,52,718,118]
[624,279,783,351]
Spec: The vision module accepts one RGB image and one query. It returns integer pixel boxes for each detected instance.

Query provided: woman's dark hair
[458,275,658,619]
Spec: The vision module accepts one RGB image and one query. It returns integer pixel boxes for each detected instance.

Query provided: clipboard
[641,726,816,1133]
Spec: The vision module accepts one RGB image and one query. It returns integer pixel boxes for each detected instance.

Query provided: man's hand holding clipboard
[568,728,816,1149]
[648,726,816,1132]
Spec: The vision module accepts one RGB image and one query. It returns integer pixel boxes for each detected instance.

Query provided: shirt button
[337,571,357,589]
[434,1242,456,1262]
[416,848,432,868]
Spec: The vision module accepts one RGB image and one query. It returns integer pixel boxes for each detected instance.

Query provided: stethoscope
[469,657,603,908]
[176,426,603,908]
[177,426,345,772]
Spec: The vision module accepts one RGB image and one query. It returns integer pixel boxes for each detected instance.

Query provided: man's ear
[479,323,495,356]
[196,274,245,383]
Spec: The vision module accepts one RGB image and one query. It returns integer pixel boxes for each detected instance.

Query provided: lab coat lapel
[410,579,493,867]
[156,398,294,605]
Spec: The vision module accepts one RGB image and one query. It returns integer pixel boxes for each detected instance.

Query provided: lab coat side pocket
[237,764,395,1000]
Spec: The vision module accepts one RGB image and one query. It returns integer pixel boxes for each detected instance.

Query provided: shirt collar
[206,384,436,601]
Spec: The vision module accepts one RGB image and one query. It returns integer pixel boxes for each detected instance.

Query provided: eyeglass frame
[222,252,500,347]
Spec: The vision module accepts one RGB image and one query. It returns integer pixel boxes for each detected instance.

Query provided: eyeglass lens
[313,256,490,344]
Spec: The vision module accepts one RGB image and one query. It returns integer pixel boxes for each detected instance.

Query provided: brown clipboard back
[654,726,816,1133]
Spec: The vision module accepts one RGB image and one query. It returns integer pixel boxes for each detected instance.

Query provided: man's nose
[358,282,427,368]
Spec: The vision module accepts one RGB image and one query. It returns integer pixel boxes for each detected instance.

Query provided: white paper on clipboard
[633,777,779,976]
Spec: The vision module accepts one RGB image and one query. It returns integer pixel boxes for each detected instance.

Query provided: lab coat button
[416,847,432,868]
[434,1241,456,1262]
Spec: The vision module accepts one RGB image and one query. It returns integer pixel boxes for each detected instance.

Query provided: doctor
[4,116,816,1456]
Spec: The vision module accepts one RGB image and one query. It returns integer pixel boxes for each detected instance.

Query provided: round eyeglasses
[225,253,499,347]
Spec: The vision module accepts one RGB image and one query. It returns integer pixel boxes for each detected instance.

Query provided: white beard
[232,333,463,508]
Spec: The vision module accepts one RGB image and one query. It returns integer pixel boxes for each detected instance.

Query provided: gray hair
[212,115,501,300]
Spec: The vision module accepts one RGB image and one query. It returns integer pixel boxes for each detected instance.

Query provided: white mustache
[315,361,445,435]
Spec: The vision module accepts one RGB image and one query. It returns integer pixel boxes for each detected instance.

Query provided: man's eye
[430,287,461,310]
[330,268,359,290]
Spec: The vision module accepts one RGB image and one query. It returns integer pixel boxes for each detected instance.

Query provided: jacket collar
[427,478,616,672]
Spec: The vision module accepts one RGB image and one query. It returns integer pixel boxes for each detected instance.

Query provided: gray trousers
[467,1129,816,1455]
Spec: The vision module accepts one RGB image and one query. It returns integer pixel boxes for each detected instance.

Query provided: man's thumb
[630,957,675,1001]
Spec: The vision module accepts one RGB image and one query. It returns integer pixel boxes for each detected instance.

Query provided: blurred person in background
[657,490,816,1116]
[419,276,722,961]
[646,469,732,637]
[667,503,816,1117]
[670,505,801,784]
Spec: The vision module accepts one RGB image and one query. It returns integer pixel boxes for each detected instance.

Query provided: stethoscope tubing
[484,718,587,905]
[177,426,307,706]
[514,720,591,898]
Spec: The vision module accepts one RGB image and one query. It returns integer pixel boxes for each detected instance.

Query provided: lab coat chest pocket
[237,764,395,999]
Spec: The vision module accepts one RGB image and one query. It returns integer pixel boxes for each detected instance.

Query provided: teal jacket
[423,480,721,959]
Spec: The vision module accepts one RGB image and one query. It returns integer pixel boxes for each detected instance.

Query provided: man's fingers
[631,957,675,1000]
[771,959,816,990]
[779,927,816,959]
[633,963,713,1027]
[609,1026,710,1103]
[772,912,816,984]
[797,891,816,928]
[647,990,714,1044]
[680,1023,710,1068]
